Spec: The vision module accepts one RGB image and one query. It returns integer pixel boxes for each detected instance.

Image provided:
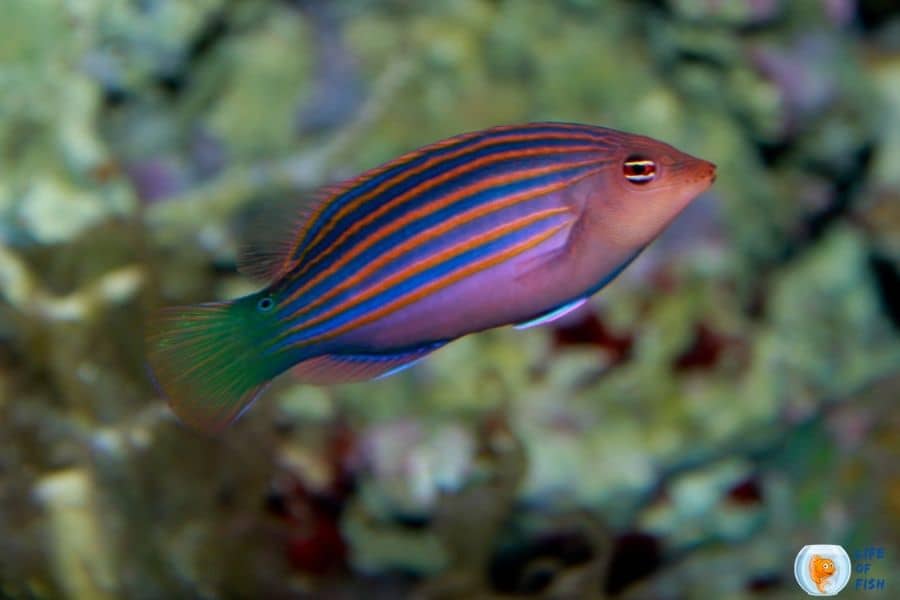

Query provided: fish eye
[623,155,657,185]
[257,296,275,312]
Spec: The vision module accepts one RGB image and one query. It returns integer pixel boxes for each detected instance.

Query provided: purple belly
[341,226,631,349]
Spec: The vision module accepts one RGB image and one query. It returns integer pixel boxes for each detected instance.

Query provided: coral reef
[0,1,898,598]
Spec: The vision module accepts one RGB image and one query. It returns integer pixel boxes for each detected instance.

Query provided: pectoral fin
[291,342,445,384]
[514,208,582,284]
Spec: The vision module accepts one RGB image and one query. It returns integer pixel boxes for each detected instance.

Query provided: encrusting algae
[2,1,899,597]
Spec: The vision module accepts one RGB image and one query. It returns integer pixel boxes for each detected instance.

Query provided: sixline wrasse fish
[147,122,716,432]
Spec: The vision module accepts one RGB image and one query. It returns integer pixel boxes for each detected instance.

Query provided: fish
[809,554,836,593]
[146,122,716,432]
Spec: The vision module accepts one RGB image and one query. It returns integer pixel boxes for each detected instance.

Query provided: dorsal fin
[237,128,488,283]
[236,189,335,283]
[236,166,407,283]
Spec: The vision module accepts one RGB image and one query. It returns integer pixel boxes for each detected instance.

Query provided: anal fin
[513,297,587,330]
[291,342,445,384]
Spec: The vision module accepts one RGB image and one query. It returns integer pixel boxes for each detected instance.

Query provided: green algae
[0,1,898,598]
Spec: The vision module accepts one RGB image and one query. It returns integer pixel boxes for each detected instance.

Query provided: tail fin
[146,302,275,433]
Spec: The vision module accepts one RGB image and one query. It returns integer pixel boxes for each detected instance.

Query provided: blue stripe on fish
[286,126,615,277]
[293,123,612,256]
[274,209,573,348]
[276,158,600,322]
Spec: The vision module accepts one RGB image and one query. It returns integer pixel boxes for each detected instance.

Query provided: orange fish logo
[809,555,836,593]
[794,545,850,596]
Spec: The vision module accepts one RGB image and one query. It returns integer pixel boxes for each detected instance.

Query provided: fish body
[147,123,716,432]
[809,555,836,593]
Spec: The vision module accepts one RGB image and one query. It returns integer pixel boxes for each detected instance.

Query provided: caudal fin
[146,302,274,433]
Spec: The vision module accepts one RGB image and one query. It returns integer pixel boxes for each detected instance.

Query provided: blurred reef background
[1,0,899,598]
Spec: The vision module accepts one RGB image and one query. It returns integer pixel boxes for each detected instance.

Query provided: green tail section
[146,301,279,433]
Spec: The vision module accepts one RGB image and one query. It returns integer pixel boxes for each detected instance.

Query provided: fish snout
[669,153,717,185]
[700,160,717,183]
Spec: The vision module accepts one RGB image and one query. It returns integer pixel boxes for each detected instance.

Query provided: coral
[0,0,898,597]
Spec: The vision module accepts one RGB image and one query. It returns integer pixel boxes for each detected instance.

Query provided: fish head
[586,132,716,249]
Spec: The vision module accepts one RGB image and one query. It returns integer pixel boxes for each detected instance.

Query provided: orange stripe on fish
[279,204,577,340]
[286,129,609,272]
[299,220,572,345]
[279,155,602,311]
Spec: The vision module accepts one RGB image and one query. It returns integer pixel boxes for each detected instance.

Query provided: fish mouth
[703,160,717,183]
[688,159,717,187]
[687,158,716,183]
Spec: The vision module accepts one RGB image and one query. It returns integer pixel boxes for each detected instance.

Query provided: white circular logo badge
[794,545,851,596]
